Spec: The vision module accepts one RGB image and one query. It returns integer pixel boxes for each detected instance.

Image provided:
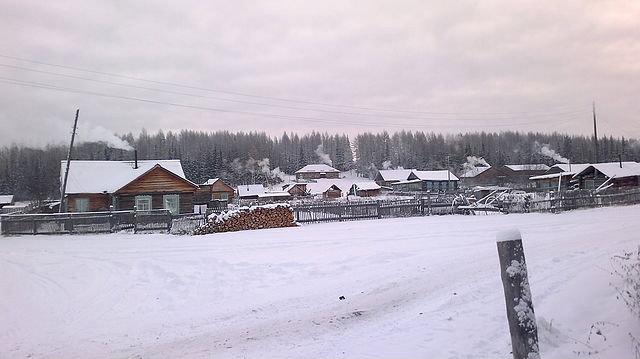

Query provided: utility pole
[446,155,451,191]
[592,101,599,163]
[59,109,80,213]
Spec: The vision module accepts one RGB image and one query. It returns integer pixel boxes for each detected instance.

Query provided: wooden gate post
[496,229,540,359]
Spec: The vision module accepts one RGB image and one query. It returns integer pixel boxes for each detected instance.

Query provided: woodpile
[194,204,296,235]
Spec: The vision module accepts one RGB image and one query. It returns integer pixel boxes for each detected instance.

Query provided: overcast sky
[0,0,638,146]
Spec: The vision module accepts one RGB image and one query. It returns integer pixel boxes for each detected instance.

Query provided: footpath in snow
[0,205,638,359]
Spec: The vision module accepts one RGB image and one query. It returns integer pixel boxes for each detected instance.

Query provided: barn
[295,164,340,181]
[306,182,342,199]
[282,183,308,197]
[61,160,198,214]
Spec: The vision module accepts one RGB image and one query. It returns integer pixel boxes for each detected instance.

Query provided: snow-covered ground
[1,206,638,358]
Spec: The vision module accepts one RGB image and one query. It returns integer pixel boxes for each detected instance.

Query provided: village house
[392,170,459,192]
[197,178,235,202]
[460,164,549,188]
[0,194,14,209]
[295,164,340,181]
[529,163,591,191]
[349,182,382,197]
[570,162,640,190]
[306,181,343,199]
[236,184,291,202]
[282,183,308,197]
[374,169,415,187]
[60,159,198,214]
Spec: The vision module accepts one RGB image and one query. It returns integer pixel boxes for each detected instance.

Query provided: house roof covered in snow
[0,194,14,205]
[295,164,340,174]
[60,160,191,194]
[411,170,460,181]
[202,178,221,185]
[573,162,640,179]
[460,166,491,178]
[352,182,381,191]
[376,169,414,182]
[504,164,550,172]
[306,181,342,195]
[237,184,266,197]
[549,163,591,174]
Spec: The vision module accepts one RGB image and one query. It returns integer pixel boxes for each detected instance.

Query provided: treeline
[1,129,638,201]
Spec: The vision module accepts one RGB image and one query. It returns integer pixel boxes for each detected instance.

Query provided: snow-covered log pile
[194,204,296,234]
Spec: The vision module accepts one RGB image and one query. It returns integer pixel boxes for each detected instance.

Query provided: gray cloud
[0,0,638,146]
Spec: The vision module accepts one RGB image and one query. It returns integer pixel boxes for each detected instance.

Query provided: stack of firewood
[194,204,296,235]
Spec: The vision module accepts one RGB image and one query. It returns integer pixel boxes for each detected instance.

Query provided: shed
[196,178,235,203]
[306,182,342,199]
[282,183,308,197]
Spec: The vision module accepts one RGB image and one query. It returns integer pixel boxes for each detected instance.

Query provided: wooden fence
[292,197,454,223]
[0,210,205,236]
[527,188,640,213]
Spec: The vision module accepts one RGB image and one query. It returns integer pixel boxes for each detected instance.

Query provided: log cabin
[61,160,198,214]
[393,170,459,192]
[374,169,414,187]
[195,178,235,203]
[349,182,382,197]
[295,164,340,181]
[570,162,640,190]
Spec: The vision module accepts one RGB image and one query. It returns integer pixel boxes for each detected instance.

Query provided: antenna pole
[592,101,599,163]
[59,109,80,213]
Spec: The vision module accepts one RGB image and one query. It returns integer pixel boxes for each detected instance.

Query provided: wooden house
[393,170,459,192]
[461,164,549,188]
[529,164,590,191]
[295,164,340,181]
[374,169,414,187]
[282,183,308,197]
[350,182,382,197]
[570,162,640,190]
[196,178,235,203]
[237,184,291,202]
[61,160,198,214]
[306,182,342,199]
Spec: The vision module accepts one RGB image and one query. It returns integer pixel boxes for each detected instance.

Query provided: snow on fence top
[295,164,340,174]
[60,160,187,194]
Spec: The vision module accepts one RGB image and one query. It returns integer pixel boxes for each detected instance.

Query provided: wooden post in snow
[497,229,540,359]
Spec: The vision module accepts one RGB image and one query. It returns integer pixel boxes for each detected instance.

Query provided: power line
[0,63,590,122]
[0,76,586,130]
[0,53,588,116]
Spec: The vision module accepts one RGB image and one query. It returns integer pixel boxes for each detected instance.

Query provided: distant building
[282,183,308,197]
[571,162,640,190]
[306,182,342,199]
[529,164,591,191]
[0,194,14,209]
[461,164,549,188]
[393,170,459,192]
[295,164,340,181]
[196,178,235,202]
[374,169,414,187]
[60,160,198,214]
[350,182,382,197]
[236,184,291,202]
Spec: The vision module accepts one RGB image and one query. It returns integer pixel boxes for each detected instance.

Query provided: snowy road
[1,206,638,358]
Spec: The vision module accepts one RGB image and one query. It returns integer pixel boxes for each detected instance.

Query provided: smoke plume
[462,156,490,174]
[77,125,133,151]
[315,144,333,166]
[536,142,570,163]
[382,160,392,169]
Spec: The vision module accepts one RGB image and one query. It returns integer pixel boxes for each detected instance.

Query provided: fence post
[377,201,382,219]
[496,229,540,359]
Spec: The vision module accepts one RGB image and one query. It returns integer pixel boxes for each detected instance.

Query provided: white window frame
[219,192,228,201]
[163,194,180,215]
[75,197,89,212]
[135,195,152,211]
